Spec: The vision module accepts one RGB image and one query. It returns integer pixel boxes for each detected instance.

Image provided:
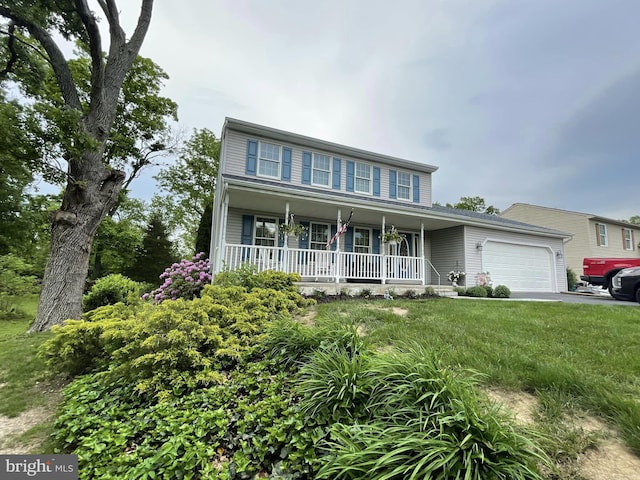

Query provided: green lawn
[314,297,640,453]
[0,294,60,453]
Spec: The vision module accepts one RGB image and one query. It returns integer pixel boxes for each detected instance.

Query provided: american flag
[326,209,354,249]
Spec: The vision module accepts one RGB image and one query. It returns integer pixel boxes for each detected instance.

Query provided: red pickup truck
[581,258,640,291]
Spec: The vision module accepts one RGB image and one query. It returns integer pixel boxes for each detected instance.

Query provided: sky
[113,0,639,221]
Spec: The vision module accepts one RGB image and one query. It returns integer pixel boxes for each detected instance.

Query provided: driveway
[509,292,639,306]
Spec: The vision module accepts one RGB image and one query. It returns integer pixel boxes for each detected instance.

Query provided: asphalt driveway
[509,292,639,306]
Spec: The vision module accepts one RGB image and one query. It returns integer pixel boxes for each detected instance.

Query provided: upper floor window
[353,227,371,253]
[310,223,330,250]
[255,216,277,246]
[596,223,608,247]
[355,162,371,194]
[397,172,411,200]
[623,228,634,250]
[258,142,280,179]
[312,154,331,187]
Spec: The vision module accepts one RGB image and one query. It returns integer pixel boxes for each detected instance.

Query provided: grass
[0,294,61,453]
[314,298,640,455]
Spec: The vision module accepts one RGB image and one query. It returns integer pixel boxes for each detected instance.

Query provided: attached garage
[482,241,555,292]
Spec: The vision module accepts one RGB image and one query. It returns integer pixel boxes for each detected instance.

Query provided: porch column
[381,215,387,284]
[335,209,341,284]
[215,193,230,275]
[420,222,425,286]
[283,202,290,273]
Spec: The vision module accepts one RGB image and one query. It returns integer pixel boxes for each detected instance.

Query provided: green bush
[42,284,309,400]
[0,254,39,296]
[483,284,494,297]
[466,285,488,297]
[494,285,512,298]
[82,274,143,311]
[423,286,438,297]
[567,267,578,291]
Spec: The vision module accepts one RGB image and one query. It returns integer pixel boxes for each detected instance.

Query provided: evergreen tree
[194,203,213,257]
[127,214,177,285]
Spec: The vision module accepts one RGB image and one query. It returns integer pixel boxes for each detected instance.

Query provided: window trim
[354,161,373,195]
[396,171,412,201]
[257,141,281,179]
[311,153,332,188]
[310,222,331,250]
[623,228,634,250]
[353,226,372,253]
[596,223,608,247]
[254,216,278,246]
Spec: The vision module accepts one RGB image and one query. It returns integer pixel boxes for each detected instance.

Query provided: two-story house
[210,119,570,292]
[501,203,640,277]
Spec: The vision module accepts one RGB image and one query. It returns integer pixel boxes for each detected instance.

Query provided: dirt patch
[0,407,52,454]
[486,388,538,425]
[580,440,640,480]
[296,306,317,327]
[365,305,408,317]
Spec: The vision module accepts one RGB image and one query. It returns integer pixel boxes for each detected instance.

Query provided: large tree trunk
[29,153,124,332]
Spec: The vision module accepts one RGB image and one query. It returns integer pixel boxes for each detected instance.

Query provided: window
[310,223,330,250]
[397,172,411,200]
[257,142,280,178]
[355,162,371,194]
[312,154,331,186]
[623,228,634,250]
[596,223,608,247]
[255,217,277,246]
[353,227,371,253]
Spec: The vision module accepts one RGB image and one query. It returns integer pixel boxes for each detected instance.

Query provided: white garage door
[482,242,554,292]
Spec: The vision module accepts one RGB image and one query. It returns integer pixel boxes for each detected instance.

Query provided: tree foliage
[126,214,177,285]
[153,128,220,251]
[439,196,500,215]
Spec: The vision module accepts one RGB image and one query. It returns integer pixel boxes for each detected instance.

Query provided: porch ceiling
[225,183,464,232]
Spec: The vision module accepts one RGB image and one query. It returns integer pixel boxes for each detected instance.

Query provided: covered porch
[222,243,441,285]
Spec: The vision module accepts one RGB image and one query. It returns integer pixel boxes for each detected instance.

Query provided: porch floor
[296,282,458,298]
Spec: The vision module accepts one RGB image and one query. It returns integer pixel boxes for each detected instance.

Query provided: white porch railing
[222,244,426,284]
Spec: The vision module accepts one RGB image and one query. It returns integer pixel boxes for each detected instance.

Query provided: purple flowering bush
[143,253,212,303]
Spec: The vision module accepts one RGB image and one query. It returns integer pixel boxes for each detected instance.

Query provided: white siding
[464,226,567,292]
[222,128,433,206]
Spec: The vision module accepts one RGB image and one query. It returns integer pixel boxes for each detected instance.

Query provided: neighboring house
[210,119,570,292]
[501,203,640,277]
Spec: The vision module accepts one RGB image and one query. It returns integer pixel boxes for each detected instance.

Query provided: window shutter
[346,161,354,192]
[372,229,380,254]
[302,151,312,184]
[373,167,381,197]
[241,215,254,245]
[622,229,626,248]
[246,140,258,175]
[389,170,397,199]
[333,157,341,190]
[413,175,420,203]
[344,227,353,252]
[282,147,292,181]
[299,222,310,249]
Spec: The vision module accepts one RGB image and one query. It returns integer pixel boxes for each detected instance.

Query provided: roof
[223,174,571,239]
[223,117,439,174]
[503,203,639,229]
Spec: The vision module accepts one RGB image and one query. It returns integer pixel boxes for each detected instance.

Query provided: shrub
[360,288,372,298]
[423,286,438,297]
[82,274,143,311]
[483,284,494,297]
[567,267,578,291]
[145,252,212,304]
[454,286,466,295]
[494,285,512,298]
[466,286,488,297]
[0,254,39,296]
[404,289,418,299]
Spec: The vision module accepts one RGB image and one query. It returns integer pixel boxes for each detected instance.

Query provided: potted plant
[380,225,405,245]
[447,270,466,287]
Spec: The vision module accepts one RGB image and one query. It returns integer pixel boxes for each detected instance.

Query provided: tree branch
[0,6,82,110]
[74,0,105,109]
[0,22,17,79]
[127,0,154,59]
